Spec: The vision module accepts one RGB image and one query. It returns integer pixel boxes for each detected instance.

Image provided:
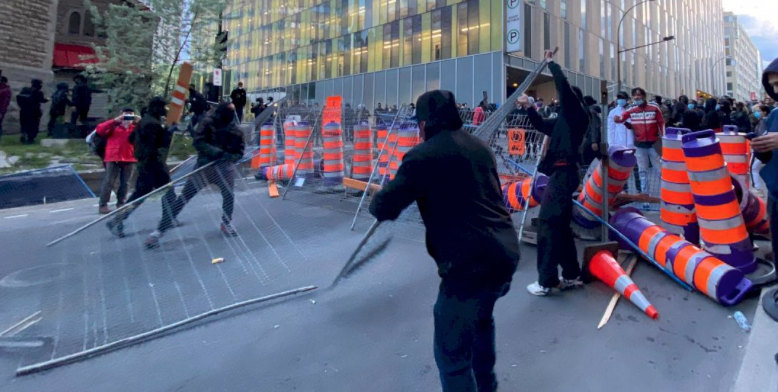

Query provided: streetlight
[711,56,733,96]
[617,0,659,96]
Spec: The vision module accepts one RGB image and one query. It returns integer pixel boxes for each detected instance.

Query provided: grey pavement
[0,181,770,392]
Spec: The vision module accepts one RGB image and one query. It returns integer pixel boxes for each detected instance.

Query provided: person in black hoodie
[702,98,722,132]
[145,102,245,249]
[731,102,752,133]
[718,98,734,129]
[186,84,208,136]
[70,75,92,133]
[671,95,689,127]
[369,90,519,392]
[17,79,48,144]
[519,49,590,296]
[682,100,703,131]
[230,82,247,122]
[48,83,71,136]
[106,97,176,238]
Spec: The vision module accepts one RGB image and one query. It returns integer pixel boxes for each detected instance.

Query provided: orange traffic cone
[583,243,659,320]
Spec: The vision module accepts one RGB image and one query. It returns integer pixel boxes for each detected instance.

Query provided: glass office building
[223,0,724,107]
[723,12,763,102]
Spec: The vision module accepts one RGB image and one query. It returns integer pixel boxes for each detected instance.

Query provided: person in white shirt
[607,91,637,193]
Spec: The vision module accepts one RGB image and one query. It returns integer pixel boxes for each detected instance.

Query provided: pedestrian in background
[16,79,48,144]
[702,98,722,132]
[70,75,92,135]
[370,89,519,392]
[752,57,778,260]
[95,108,139,214]
[186,84,207,136]
[230,81,247,122]
[731,102,752,133]
[581,95,601,166]
[0,76,11,138]
[48,83,71,137]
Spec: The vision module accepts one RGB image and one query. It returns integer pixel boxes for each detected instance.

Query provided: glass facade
[223,0,502,92]
[222,0,726,105]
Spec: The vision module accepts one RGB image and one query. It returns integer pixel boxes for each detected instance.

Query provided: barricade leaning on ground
[0,165,95,209]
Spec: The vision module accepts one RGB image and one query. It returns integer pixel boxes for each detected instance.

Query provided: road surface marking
[4,214,28,219]
[50,208,75,213]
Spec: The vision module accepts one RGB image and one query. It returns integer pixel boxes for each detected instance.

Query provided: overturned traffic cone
[583,242,659,320]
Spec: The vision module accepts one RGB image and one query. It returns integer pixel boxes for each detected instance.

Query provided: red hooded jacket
[96,119,137,163]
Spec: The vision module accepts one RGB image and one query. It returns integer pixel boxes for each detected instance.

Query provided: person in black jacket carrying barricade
[519,49,590,296]
[145,102,245,249]
[369,89,520,392]
[106,97,176,238]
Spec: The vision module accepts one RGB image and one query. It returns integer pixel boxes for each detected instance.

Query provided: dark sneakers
[106,220,125,238]
[220,222,238,237]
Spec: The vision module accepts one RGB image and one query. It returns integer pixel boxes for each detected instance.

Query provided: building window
[726,58,732,66]
[524,3,532,57]
[68,11,81,35]
[83,12,95,37]
[578,28,584,73]
[581,0,586,29]
[727,83,733,90]
[564,22,571,68]
[543,12,551,50]
[540,0,546,9]
[561,0,567,19]
[727,71,732,77]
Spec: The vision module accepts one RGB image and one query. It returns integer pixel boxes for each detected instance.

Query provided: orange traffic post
[583,242,658,320]
[660,127,699,244]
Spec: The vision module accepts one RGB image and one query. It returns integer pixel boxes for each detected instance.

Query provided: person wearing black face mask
[145,102,245,249]
[519,50,590,296]
[369,89,519,392]
[106,97,177,237]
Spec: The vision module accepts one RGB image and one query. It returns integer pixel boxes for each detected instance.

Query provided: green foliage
[82,0,226,115]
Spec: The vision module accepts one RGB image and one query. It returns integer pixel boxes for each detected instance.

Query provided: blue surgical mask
[688,103,695,110]
[617,99,627,107]
[754,111,762,119]
[715,104,721,111]
[635,99,645,106]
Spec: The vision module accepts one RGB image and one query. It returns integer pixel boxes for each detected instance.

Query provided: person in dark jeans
[370,90,519,392]
[106,97,176,238]
[145,102,245,249]
[520,50,590,296]
[230,82,247,122]
[48,83,71,136]
[753,57,778,261]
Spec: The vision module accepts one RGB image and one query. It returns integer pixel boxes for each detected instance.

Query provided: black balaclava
[679,95,689,105]
[31,79,43,89]
[147,96,168,119]
[214,102,236,126]
[415,90,464,140]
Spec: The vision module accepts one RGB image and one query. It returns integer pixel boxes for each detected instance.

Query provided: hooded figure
[107,97,176,238]
[521,50,589,296]
[580,95,602,165]
[370,89,519,392]
[751,58,778,257]
[702,98,721,132]
[671,95,689,127]
[48,83,71,136]
[17,79,48,144]
[70,75,92,130]
[731,102,752,133]
[145,102,246,249]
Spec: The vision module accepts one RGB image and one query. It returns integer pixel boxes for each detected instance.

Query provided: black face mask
[214,104,235,125]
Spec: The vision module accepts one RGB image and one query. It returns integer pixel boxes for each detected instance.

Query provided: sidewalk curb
[732,289,778,392]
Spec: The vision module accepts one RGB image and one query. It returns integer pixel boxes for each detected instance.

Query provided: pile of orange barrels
[681,130,756,273]
[390,124,420,181]
[610,207,752,306]
[351,121,373,182]
[659,128,699,244]
[502,174,549,213]
[251,123,277,171]
[573,146,637,228]
[720,125,751,193]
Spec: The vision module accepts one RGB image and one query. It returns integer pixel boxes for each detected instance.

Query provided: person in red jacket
[614,87,664,201]
[95,108,139,214]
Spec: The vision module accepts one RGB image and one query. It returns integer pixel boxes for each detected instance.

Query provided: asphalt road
[0,181,762,392]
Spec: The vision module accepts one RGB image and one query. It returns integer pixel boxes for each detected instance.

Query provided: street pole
[616,0,655,95]
[711,56,731,97]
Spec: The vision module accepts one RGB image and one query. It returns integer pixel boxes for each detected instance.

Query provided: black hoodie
[132,97,172,169]
[193,103,246,166]
[702,98,721,131]
[525,61,590,174]
[369,90,520,287]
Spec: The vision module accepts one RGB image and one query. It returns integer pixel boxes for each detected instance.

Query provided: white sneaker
[559,276,584,290]
[527,281,557,296]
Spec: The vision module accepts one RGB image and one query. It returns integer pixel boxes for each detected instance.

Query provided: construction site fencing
[0,165,95,210]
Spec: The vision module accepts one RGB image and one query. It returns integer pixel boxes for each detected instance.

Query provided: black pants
[19,111,41,144]
[537,166,581,288]
[157,161,236,233]
[235,105,245,122]
[71,106,89,124]
[115,164,175,224]
[434,280,510,392]
[47,112,64,136]
[769,196,778,261]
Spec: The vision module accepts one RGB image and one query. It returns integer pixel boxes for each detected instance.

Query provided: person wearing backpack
[48,83,71,137]
[16,79,48,144]
[95,108,139,214]
[0,77,11,138]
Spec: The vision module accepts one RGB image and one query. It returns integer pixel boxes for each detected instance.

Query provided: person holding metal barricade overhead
[106,97,175,238]
[520,49,590,296]
[145,102,245,249]
[369,90,520,392]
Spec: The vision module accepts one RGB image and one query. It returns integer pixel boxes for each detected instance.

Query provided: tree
[82,0,226,114]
